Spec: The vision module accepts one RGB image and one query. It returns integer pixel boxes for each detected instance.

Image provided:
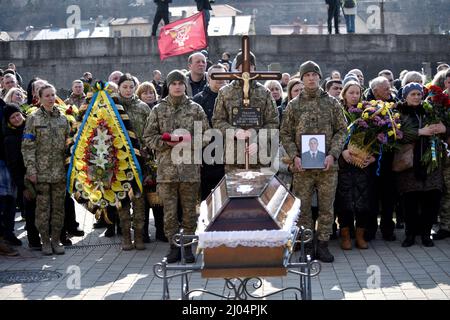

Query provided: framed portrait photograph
[300,134,326,169]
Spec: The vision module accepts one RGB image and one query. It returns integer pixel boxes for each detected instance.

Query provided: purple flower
[357,119,369,128]
[377,133,388,144]
[396,130,404,140]
[348,107,362,113]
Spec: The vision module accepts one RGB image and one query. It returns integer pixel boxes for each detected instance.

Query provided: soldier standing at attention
[280,61,347,263]
[143,70,210,263]
[115,73,151,251]
[22,84,70,255]
[212,51,279,172]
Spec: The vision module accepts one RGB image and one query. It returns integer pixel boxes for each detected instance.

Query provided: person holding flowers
[335,80,377,250]
[395,82,446,247]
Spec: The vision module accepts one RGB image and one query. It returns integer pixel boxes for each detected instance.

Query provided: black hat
[3,103,21,121]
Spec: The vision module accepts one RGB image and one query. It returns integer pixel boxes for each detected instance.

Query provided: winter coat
[3,121,26,189]
[395,101,444,195]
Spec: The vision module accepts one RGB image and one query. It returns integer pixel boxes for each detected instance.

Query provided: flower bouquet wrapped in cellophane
[345,100,404,169]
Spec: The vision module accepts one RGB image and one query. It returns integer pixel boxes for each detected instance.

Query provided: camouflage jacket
[280,87,347,169]
[22,105,70,183]
[143,95,210,183]
[64,93,86,108]
[212,80,279,170]
[117,95,151,148]
[212,80,279,134]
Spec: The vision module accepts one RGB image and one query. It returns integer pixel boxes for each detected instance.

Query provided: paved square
[1,203,449,300]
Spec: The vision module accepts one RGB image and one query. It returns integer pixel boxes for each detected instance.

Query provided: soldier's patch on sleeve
[23,133,36,141]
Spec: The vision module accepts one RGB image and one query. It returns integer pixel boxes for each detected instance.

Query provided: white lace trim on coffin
[198,204,300,248]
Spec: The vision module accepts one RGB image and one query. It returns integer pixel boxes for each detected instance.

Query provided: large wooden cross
[211,36,281,170]
[211,36,282,107]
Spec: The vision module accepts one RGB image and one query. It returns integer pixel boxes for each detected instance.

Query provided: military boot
[51,231,65,255]
[134,228,145,250]
[121,222,134,251]
[355,228,368,249]
[41,233,52,255]
[316,241,334,263]
[165,245,181,263]
[340,227,352,250]
[183,245,195,263]
[0,239,19,256]
[51,240,65,255]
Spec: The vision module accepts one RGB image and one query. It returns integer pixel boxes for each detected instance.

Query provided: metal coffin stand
[153,171,321,300]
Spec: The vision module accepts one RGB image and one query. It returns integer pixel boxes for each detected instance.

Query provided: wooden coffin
[197,170,301,278]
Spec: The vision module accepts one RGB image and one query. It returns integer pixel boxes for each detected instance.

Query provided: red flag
[157,12,207,61]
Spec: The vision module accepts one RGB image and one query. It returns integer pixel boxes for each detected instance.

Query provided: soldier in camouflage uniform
[116,74,151,250]
[143,70,210,263]
[212,51,279,172]
[64,80,86,108]
[22,84,70,255]
[280,61,347,263]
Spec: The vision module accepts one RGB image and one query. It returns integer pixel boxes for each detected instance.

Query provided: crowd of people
[0,51,449,266]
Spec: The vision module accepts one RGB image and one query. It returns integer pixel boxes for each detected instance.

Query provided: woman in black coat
[3,104,41,248]
[395,83,446,247]
[335,81,377,250]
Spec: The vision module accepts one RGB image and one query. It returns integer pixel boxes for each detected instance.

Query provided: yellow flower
[117,150,128,160]
[396,123,401,129]
[118,159,129,170]
[103,189,115,203]
[381,108,387,116]
[111,180,124,192]
[388,130,394,137]
[114,137,124,149]
[357,102,363,109]
[370,100,378,106]
[362,112,369,120]
[116,171,127,181]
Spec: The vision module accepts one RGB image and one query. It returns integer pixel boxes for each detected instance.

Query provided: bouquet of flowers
[344,100,403,168]
[421,84,450,174]
[144,148,163,206]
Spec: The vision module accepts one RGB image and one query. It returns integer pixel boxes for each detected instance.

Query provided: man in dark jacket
[325,0,341,34]
[193,64,227,201]
[151,0,171,36]
[195,0,213,33]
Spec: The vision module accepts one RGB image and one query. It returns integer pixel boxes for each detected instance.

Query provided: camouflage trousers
[292,170,338,241]
[117,195,145,230]
[158,182,200,243]
[35,181,66,241]
[440,162,450,231]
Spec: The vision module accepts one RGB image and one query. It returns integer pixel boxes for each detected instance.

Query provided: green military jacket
[212,80,279,170]
[117,95,151,147]
[280,87,347,169]
[143,95,210,183]
[22,105,70,183]
[212,80,279,134]
[64,93,86,108]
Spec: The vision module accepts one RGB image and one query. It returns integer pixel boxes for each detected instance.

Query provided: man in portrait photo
[301,136,326,168]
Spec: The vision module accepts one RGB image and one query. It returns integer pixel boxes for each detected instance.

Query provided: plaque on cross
[211,36,281,129]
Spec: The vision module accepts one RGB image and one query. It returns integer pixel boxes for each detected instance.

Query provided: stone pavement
[0,202,449,300]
